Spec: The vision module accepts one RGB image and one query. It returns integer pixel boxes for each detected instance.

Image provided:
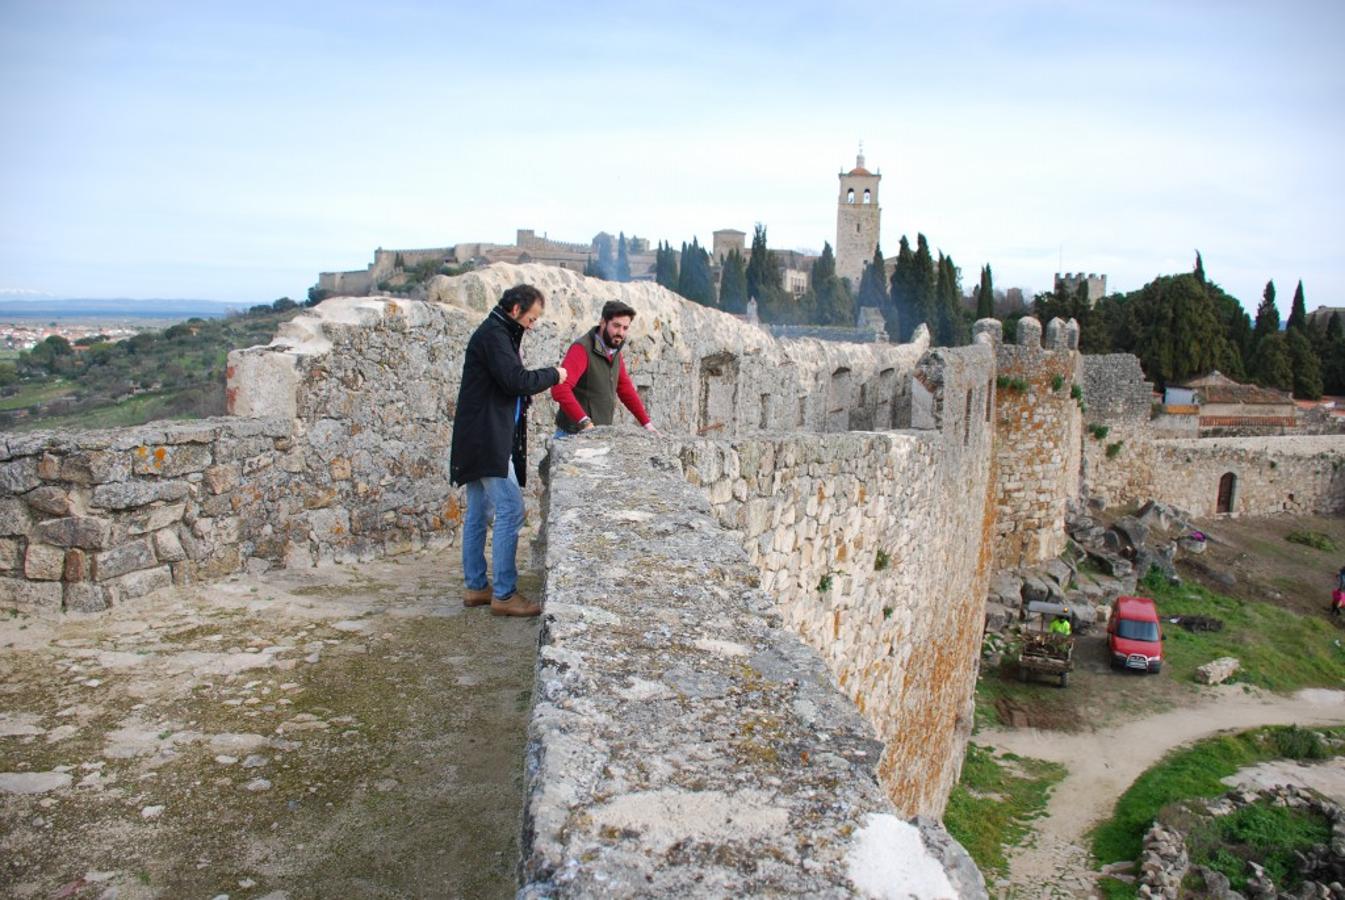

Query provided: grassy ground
[4,387,217,431]
[1138,569,1345,690]
[943,743,1067,878]
[1186,801,1331,892]
[1089,725,1345,868]
[0,379,76,411]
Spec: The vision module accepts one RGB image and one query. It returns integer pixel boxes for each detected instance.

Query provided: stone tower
[835,148,881,288]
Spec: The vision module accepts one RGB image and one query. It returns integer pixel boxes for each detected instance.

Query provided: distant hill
[0,298,242,319]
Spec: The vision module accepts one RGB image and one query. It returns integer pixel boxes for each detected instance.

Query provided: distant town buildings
[0,323,139,352]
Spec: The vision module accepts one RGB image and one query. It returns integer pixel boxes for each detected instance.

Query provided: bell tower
[835,144,881,288]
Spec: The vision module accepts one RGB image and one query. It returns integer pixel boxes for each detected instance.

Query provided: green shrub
[817,573,833,593]
[1286,530,1337,552]
[1050,373,1065,391]
[874,549,891,571]
[1105,440,1124,459]
[1088,423,1110,441]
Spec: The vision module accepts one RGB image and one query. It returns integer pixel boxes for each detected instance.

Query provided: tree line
[1032,254,1343,397]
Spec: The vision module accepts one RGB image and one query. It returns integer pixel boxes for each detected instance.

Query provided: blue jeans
[462,463,523,600]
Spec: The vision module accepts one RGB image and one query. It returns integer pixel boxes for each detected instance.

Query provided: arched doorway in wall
[1216,472,1236,514]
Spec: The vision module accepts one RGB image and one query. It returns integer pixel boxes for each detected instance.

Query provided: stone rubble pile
[983,498,1213,638]
[1137,784,1345,900]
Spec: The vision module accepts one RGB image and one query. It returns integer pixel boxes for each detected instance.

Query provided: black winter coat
[450,308,559,488]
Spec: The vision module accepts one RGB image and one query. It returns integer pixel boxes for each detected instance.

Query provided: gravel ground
[0,548,539,900]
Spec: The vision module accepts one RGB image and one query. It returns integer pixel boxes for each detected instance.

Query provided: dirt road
[977,686,1345,898]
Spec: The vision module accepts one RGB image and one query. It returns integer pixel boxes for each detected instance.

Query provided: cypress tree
[746,224,781,303]
[1252,280,1279,343]
[910,234,937,340]
[811,243,854,325]
[720,249,748,315]
[857,246,888,310]
[934,253,963,346]
[976,264,994,320]
[1329,312,1344,342]
[1194,251,1205,284]
[1287,328,1322,399]
[595,234,615,280]
[1250,331,1293,392]
[616,233,631,282]
[1287,280,1307,332]
[655,242,679,291]
[677,238,717,308]
[888,236,916,341]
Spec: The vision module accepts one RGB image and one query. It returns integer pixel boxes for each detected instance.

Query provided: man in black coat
[450,284,566,617]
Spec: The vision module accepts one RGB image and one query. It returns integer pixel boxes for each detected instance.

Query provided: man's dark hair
[601,300,637,322]
[499,284,545,316]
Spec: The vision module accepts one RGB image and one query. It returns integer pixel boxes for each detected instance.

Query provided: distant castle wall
[1054,272,1107,306]
[1148,437,1345,517]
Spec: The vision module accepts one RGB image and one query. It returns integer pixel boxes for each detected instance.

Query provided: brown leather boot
[463,586,492,608]
[490,592,541,617]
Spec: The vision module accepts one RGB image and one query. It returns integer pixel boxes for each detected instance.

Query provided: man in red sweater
[552,300,657,435]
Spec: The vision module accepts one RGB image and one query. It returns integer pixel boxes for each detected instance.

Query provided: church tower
[835,146,881,288]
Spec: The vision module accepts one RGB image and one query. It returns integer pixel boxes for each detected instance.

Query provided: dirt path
[977,686,1345,898]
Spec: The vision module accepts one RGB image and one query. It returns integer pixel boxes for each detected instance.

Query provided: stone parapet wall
[673,342,996,817]
[525,430,986,897]
[1148,436,1345,517]
[1080,422,1157,507]
[0,417,292,615]
[988,316,1083,569]
[1082,353,1154,423]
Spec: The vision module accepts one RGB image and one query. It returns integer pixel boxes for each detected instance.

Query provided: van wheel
[1150,662,1162,675]
[1059,672,1069,688]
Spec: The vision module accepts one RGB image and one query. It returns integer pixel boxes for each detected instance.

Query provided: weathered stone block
[63,549,87,582]
[94,539,157,581]
[1195,656,1240,685]
[125,502,188,535]
[203,463,240,495]
[0,498,33,535]
[105,565,172,601]
[0,577,62,613]
[24,543,65,580]
[35,516,112,550]
[0,537,19,571]
[60,450,131,484]
[153,528,186,562]
[63,583,109,613]
[0,458,40,494]
[132,443,213,477]
[23,485,72,516]
[91,480,190,510]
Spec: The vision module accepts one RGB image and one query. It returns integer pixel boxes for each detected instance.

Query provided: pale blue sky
[1,0,1342,318]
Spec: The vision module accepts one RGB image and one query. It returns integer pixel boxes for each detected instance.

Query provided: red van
[1108,595,1163,673]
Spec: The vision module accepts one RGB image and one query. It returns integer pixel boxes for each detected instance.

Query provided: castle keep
[2,264,1342,894]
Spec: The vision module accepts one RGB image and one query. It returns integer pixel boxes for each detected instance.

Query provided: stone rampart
[0,417,292,615]
[985,316,1083,568]
[1148,436,1345,517]
[525,429,986,897]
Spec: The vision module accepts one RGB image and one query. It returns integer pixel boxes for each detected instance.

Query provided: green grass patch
[6,387,219,431]
[0,378,77,410]
[1140,573,1345,690]
[1286,530,1338,552]
[1098,876,1139,899]
[944,743,1066,878]
[1090,725,1345,866]
[1186,801,1330,891]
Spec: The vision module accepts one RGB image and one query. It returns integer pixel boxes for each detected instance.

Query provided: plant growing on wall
[874,549,891,571]
[817,573,833,593]
[1105,441,1124,459]
[1051,373,1065,391]
[1088,424,1110,441]
[996,376,1029,393]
